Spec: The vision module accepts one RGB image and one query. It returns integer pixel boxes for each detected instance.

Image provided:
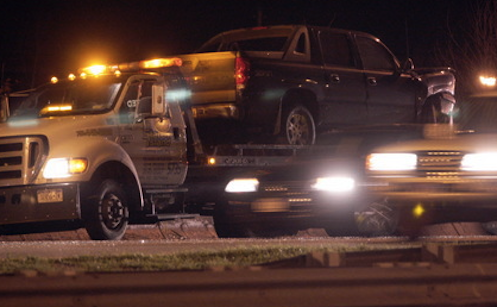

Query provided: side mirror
[152,82,167,116]
[0,95,10,122]
[402,58,415,71]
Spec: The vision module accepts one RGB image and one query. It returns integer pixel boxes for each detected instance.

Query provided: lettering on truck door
[117,76,187,185]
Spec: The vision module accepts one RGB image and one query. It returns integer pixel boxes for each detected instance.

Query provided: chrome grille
[0,136,47,186]
[260,181,315,214]
[417,151,464,170]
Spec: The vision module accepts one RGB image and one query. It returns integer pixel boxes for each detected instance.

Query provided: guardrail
[2,243,497,307]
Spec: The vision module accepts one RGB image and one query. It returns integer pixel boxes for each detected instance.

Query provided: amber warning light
[68,57,183,81]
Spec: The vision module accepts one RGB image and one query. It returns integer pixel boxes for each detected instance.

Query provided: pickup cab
[179,25,456,145]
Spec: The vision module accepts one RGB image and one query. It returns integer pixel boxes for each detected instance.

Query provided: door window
[319,31,355,68]
[120,79,155,123]
[356,36,397,71]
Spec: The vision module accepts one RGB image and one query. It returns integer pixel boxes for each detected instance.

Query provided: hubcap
[101,193,125,229]
[288,112,310,145]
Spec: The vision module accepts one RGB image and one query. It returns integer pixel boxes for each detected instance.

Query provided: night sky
[0,0,482,90]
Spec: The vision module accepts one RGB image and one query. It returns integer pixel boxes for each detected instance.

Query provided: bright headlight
[367,153,417,171]
[312,176,355,193]
[225,178,259,193]
[43,158,88,179]
[461,152,497,171]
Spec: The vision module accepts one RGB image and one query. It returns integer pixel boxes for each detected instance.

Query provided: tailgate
[178,51,237,105]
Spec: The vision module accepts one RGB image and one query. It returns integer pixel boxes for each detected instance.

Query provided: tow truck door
[117,75,188,186]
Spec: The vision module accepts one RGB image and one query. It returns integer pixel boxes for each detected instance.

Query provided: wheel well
[420,92,453,110]
[281,89,319,125]
[88,161,142,213]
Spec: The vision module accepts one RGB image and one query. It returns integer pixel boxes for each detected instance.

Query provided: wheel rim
[100,193,126,230]
[287,111,311,145]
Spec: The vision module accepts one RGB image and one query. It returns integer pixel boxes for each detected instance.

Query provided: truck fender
[420,70,456,102]
[418,70,456,121]
[64,138,145,211]
[274,89,319,135]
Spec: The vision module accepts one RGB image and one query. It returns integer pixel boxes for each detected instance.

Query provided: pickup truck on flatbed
[179,25,456,145]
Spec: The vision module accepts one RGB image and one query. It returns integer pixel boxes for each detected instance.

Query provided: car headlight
[461,152,497,171]
[225,178,259,193]
[367,153,417,171]
[43,158,88,179]
[312,176,355,193]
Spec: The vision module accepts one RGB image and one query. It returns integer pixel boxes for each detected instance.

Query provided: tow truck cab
[0,58,192,240]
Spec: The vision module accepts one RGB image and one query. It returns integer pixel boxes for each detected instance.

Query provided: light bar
[57,57,184,83]
[139,57,183,69]
[80,64,107,76]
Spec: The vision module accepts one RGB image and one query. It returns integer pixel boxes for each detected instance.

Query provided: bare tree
[436,0,497,96]
[436,0,497,95]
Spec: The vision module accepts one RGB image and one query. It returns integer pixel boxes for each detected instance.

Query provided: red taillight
[235,57,250,88]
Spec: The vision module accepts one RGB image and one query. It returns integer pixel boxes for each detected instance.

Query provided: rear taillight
[235,57,250,90]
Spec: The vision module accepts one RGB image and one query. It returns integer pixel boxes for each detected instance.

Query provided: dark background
[0,0,479,91]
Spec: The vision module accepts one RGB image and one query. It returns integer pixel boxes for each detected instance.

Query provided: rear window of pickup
[198,28,293,53]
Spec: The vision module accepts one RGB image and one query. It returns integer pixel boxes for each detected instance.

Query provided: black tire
[280,105,316,145]
[481,221,497,235]
[354,200,399,237]
[82,179,129,240]
[213,201,297,238]
[213,201,248,238]
[324,215,361,237]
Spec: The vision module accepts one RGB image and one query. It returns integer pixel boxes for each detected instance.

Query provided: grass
[0,243,419,275]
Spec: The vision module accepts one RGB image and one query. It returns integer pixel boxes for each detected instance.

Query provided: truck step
[146,213,200,221]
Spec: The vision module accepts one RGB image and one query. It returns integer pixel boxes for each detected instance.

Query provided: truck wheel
[280,105,316,145]
[354,200,399,237]
[481,221,497,235]
[213,201,296,238]
[213,201,245,238]
[83,179,129,240]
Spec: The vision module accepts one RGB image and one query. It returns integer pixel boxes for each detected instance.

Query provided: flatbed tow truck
[0,57,307,240]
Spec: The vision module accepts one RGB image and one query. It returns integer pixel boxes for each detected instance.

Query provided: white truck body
[0,62,191,240]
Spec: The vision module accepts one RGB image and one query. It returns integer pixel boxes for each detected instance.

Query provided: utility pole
[257,5,263,26]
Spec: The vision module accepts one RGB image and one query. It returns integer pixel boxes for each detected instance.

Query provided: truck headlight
[225,178,259,193]
[367,153,417,171]
[312,176,355,193]
[43,158,88,179]
[461,152,497,171]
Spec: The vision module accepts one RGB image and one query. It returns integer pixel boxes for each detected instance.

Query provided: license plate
[37,188,63,203]
[251,198,289,212]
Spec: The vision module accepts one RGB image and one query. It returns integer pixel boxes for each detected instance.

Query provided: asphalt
[0,217,219,241]
[0,217,490,241]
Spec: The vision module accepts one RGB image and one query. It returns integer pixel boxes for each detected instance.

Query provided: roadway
[2,218,497,307]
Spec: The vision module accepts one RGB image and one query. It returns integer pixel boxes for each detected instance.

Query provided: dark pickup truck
[179,25,456,145]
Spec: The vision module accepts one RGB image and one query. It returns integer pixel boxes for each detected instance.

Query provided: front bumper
[0,183,80,225]
[368,177,497,203]
[224,187,371,226]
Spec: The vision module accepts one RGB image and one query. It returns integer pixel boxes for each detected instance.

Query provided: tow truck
[0,57,307,240]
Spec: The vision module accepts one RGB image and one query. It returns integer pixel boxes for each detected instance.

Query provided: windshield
[456,94,497,132]
[11,76,123,119]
